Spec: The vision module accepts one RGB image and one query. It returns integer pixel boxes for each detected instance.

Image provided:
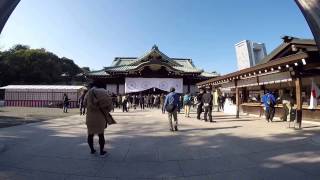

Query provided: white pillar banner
[125,78,183,93]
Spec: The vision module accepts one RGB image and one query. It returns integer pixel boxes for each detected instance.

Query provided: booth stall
[197,37,320,128]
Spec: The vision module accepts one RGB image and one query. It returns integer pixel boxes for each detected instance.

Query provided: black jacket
[196,93,203,105]
[202,93,213,106]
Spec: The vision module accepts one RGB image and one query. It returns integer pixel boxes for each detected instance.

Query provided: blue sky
[0,0,313,74]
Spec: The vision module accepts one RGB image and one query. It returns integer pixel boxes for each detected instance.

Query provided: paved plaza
[1,108,320,180]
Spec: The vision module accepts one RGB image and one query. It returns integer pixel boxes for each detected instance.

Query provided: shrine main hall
[86,45,218,95]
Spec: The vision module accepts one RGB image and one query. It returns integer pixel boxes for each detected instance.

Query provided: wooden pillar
[235,80,240,118]
[295,77,302,129]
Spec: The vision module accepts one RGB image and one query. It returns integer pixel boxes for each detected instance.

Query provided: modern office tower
[235,40,267,70]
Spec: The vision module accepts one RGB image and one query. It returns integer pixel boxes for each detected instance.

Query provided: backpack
[266,94,275,106]
[166,104,176,113]
[183,95,191,104]
[166,93,177,113]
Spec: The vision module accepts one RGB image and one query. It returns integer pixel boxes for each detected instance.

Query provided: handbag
[92,89,117,127]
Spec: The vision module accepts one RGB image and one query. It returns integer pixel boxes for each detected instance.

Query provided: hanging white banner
[125,78,183,93]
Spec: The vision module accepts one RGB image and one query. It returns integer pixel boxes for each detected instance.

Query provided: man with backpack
[164,87,180,131]
[262,90,276,122]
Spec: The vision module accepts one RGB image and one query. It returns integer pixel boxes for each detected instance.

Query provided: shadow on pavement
[0,112,320,180]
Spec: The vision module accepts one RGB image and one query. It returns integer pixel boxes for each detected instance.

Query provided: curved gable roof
[258,37,316,64]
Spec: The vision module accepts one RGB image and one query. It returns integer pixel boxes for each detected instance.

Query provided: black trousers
[122,104,128,112]
[140,102,145,109]
[265,106,275,121]
[197,105,203,119]
[87,134,105,152]
[204,105,213,121]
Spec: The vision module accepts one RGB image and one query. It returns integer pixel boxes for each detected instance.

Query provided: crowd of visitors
[68,83,299,156]
[75,87,228,122]
[108,93,167,112]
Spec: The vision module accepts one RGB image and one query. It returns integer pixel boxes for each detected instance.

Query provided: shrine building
[86,45,218,94]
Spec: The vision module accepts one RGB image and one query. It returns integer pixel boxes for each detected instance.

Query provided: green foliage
[0,44,82,86]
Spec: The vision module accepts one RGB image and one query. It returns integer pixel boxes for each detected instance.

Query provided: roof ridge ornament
[282,36,299,43]
[152,44,159,50]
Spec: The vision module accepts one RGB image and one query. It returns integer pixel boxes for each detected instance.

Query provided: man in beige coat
[84,83,113,156]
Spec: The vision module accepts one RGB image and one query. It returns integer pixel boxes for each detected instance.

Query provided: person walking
[83,82,114,156]
[217,95,226,111]
[63,93,70,113]
[150,95,155,108]
[217,95,222,112]
[164,87,180,131]
[139,94,145,110]
[155,95,160,108]
[111,93,117,112]
[160,94,166,114]
[132,95,136,110]
[117,94,122,109]
[280,90,293,121]
[196,89,204,120]
[202,87,214,122]
[146,94,150,108]
[221,95,226,111]
[122,95,129,112]
[183,92,192,117]
[144,95,148,108]
[134,95,139,110]
[78,90,87,115]
[128,94,133,108]
[178,95,183,113]
[262,90,276,122]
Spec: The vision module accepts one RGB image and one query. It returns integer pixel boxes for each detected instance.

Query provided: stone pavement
[1,108,320,180]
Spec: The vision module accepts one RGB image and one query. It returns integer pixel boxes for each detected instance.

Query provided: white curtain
[125,78,183,93]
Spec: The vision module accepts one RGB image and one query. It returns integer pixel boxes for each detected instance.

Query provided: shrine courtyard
[1,108,320,180]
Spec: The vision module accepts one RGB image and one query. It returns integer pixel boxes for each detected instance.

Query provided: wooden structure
[86,45,218,94]
[197,37,320,128]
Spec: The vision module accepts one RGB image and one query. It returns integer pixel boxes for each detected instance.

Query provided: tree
[0,44,83,86]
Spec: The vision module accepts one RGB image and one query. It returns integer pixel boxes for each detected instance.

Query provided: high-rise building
[235,40,267,70]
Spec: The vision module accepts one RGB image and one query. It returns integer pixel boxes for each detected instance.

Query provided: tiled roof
[200,71,220,78]
[258,37,316,64]
[86,70,109,76]
[105,65,138,72]
[172,65,201,73]
[111,57,137,66]
[88,45,217,75]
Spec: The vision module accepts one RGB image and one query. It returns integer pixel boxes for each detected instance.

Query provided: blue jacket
[262,92,276,108]
[164,92,179,108]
